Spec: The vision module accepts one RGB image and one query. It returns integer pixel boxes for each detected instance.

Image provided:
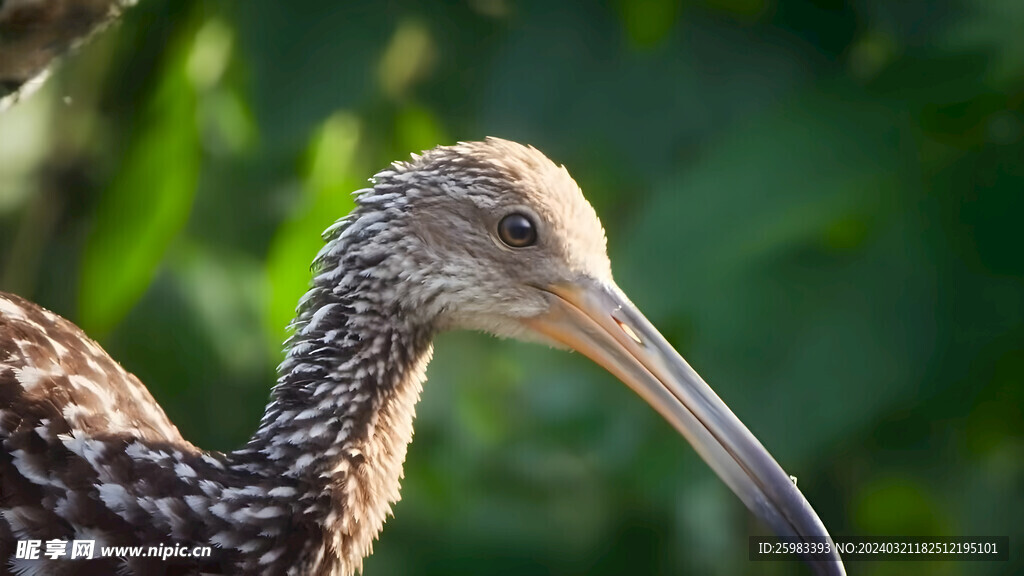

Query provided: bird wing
[0,292,186,444]
[0,291,214,575]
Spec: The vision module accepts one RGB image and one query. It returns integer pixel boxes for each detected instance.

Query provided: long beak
[523,279,845,576]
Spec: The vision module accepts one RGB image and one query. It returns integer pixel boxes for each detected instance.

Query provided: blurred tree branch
[0,0,135,111]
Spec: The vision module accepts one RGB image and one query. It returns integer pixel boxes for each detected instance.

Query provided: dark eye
[497,213,537,248]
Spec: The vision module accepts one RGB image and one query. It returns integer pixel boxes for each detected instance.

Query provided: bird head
[320,137,844,575]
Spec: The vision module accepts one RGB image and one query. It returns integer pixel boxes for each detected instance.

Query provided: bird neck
[247,292,433,470]
[233,270,435,573]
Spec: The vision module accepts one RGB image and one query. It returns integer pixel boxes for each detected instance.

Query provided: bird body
[1,139,845,575]
[0,287,420,576]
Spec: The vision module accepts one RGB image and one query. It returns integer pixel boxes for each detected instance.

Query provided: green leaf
[78,26,200,336]
[615,0,682,49]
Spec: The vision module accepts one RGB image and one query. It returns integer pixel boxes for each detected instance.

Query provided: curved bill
[523,279,845,576]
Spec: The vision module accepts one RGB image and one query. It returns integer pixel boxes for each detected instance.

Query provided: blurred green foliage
[1,1,1022,574]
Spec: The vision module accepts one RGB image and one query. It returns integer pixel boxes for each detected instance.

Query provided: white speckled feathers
[0,138,616,576]
[0,293,182,442]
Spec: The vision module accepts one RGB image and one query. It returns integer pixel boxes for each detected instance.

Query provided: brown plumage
[0,139,845,575]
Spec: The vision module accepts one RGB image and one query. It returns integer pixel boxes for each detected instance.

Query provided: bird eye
[497,213,538,248]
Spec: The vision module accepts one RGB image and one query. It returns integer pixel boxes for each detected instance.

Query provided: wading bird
[0,138,845,575]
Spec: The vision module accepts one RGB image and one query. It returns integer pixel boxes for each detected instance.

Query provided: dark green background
[1,1,1021,574]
